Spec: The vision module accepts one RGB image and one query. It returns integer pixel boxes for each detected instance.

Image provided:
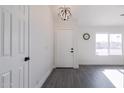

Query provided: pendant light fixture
[58,5,72,21]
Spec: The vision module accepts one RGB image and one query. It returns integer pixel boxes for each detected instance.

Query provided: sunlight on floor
[103,69,124,88]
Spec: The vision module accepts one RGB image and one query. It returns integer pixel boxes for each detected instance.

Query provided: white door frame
[55,28,78,68]
[27,6,30,88]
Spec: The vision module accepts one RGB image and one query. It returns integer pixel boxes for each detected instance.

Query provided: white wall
[29,6,54,88]
[77,26,124,65]
[53,6,124,67]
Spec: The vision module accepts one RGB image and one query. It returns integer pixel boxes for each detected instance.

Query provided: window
[109,34,122,55]
[96,34,122,56]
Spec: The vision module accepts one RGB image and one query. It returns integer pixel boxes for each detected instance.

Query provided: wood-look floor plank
[42,65,124,88]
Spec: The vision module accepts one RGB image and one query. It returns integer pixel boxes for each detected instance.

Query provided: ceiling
[52,5,124,26]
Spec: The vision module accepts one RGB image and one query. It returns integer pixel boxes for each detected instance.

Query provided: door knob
[24,57,30,61]
[70,48,74,53]
[70,50,74,53]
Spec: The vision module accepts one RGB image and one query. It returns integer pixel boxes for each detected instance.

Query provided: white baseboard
[35,68,53,88]
[79,64,124,65]
[74,65,79,69]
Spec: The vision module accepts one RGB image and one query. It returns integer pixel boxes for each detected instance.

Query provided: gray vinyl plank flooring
[42,65,124,88]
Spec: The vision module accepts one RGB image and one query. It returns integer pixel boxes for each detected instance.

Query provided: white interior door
[55,29,74,67]
[0,6,29,88]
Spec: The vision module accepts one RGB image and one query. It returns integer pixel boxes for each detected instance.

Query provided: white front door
[0,6,29,88]
[55,29,74,67]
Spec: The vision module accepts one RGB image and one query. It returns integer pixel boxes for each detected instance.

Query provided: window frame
[95,33,123,56]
